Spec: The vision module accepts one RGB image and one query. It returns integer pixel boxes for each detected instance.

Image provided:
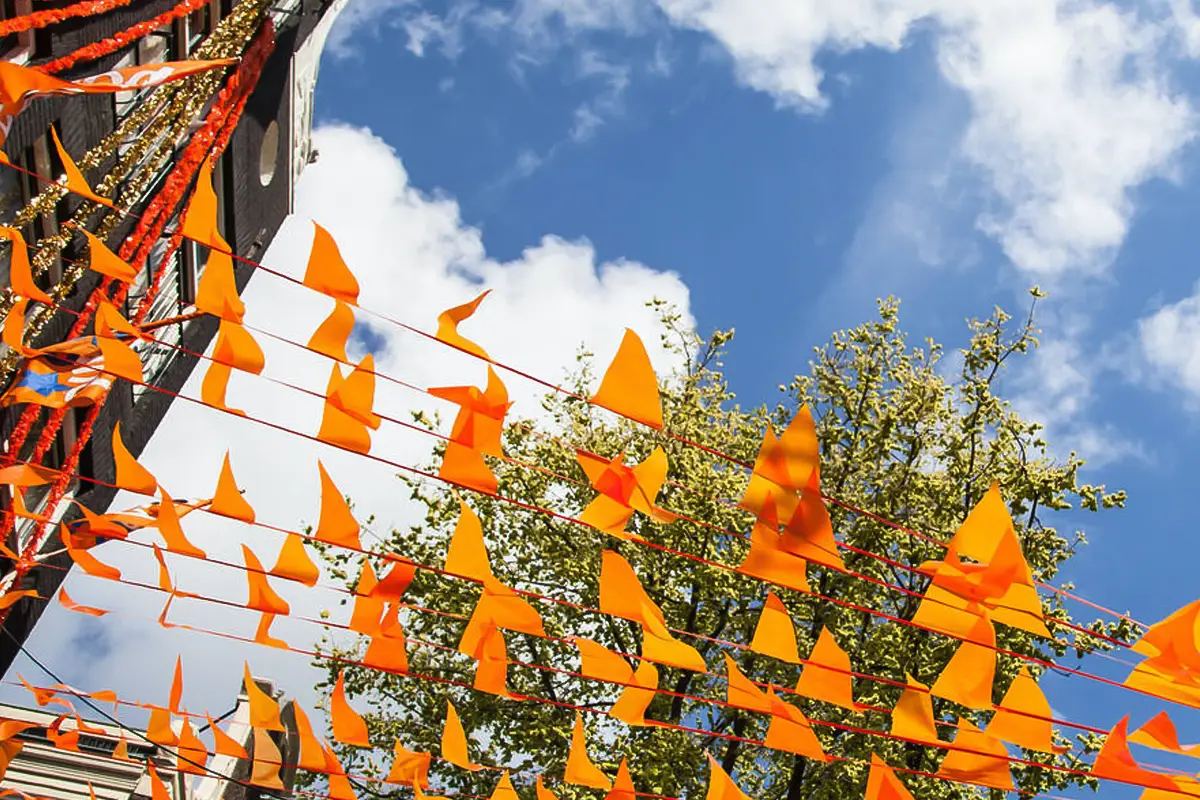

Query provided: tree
[310,294,1129,800]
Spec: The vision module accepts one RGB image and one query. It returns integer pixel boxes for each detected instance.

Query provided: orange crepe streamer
[491,772,521,800]
[242,545,290,616]
[565,712,612,789]
[156,489,206,559]
[318,391,372,454]
[201,362,243,416]
[442,699,482,771]
[575,638,635,685]
[1129,711,1200,757]
[986,665,1067,754]
[738,496,810,593]
[445,495,495,582]
[328,355,381,429]
[537,776,560,800]
[780,471,844,571]
[439,440,498,495]
[590,328,663,429]
[373,559,417,602]
[48,127,111,208]
[764,689,828,761]
[865,753,916,800]
[429,367,511,457]
[937,718,1014,791]
[609,661,658,726]
[249,728,285,789]
[196,245,246,325]
[211,319,265,374]
[290,702,328,772]
[208,713,248,759]
[332,670,371,747]
[1,228,49,304]
[269,533,320,587]
[795,627,861,711]
[385,741,431,787]
[751,592,800,664]
[471,623,508,697]
[316,461,361,549]
[210,451,255,522]
[253,613,290,650]
[930,613,996,711]
[889,674,937,744]
[599,549,665,628]
[435,290,491,360]
[349,560,384,637]
[77,227,136,282]
[606,760,636,800]
[304,222,360,303]
[0,590,36,611]
[147,763,172,800]
[112,421,156,495]
[705,754,751,800]
[309,300,355,362]
[64,533,120,580]
[146,704,177,746]
[176,717,209,775]
[724,654,772,714]
[244,663,284,731]
[1092,717,1179,792]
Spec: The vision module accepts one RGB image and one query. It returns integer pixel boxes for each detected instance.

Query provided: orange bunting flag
[890,674,938,744]
[328,355,380,429]
[64,531,120,581]
[242,545,290,616]
[318,370,373,454]
[576,638,635,685]
[309,300,355,362]
[445,495,495,582]
[57,587,106,617]
[795,627,861,712]
[208,713,248,760]
[211,319,265,375]
[599,549,664,627]
[244,664,284,731]
[168,655,184,712]
[254,613,289,650]
[985,665,1067,754]
[201,362,242,416]
[764,689,828,761]
[469,622,508,697]
[373,558,417,603]
[705,755,751,800]
[76,227,136,282]
[590,329,662,429]
[156,489,206,559]
[2,297,26,355]
[147,763,173,800]
[491,772,521,800]
[781,471,843,571]
[146,703,176,747]
[176,717,209,775]
[48,126,111,208]
[249,728,285,789]
[1,227,49,304]
[576,446,675,539]
[210,452,255,522]
[441,699,481,771]
[385,740,431,787]
[194,240,244,324]
[323,743,358,800]
[429,366,511,457]
[608,660,658,726]
[440,441,499,495]
[0,462,57,486]
[0,590,35,612]
[537,777,560,800]
[289,703,328,772]
[751,592,800,664]
[365,607,409,676]
[930,613,996,711]
[738,496,809,593]
[606,760,636,800]
[937,719,1014,792]
[1129,711,1200,757]
[724,654,772,714]
[304,222,360,304]
[565,712,611,789]
[865,753,915,800]
[316,461,361,549]
[270,533,319,587]
[1091,716,1179,792]
[740,407,821,526]
[349,560,384,638]
[331,670,371,747]
[459,579,545,655]
[112,421,156,495]
[435,290,491,360]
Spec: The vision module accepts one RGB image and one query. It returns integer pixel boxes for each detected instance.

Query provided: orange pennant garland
[590,328,662,429]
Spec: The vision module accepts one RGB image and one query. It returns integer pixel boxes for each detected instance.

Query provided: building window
[259,122,278,186]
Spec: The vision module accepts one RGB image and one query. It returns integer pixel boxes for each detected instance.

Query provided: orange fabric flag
[243,664,284,731]
[576,447,676,539]
[195,244,245,324]
[751,592,799,664]
[930,614,996,711]
[96,332,143,383]
[208,713,248,759]
[64,533,120,580]
[890,674,938,744]
[76,227,136,282]
[304,222,359,304]
[48,126,111,208]
[865,753,915,800]
[373,558,417,602]
[147,763,172,800]
[323,742,358,799]
[491,772,521,800]
[349,560,384,637]
[57,587,106,617]
[318,384,373,454]
[575,638,635,685]
[211,319,265,375]
[606,760,636,800]
[112,421,156,495]
[1134,598,1200,664]
[1092,717,1178,792]
[565,712,612,789]
[590,329,662,429]
[429,366,511,456]
[599,549,665,628]
[270,533,319,587]
[0,462,57,486]
[249,728,285,789]
[156,489,206,559]
[445,495,495,582]
[724,654,772,714]
[985,665,1066,754]
[764,689,828,761]
[385,740,431,787]
[146,704,177,747]
[328,355,380,429]
[705,755,751,800]
[168,655,183,712]
[242,545,290,615]
[364,606,409,675]
[780,470,844,572]
[795,627,861,711]
[309,300,355,362]
[537,776,560,800]
[442,699,482,771]
[470,622,508,697]
[1129,711,1200,757]
[435,290,491,360]
[201,361,243,416]
[459,580,545,654]
[608,660,658,726]
[937,719,1014,792]
[289,702,328,772]
[439,441,498,495]
[331,670,371,747]
[253,612,289,650]
[2,297,27,353]
[0,227,49,304]
[738,495,810,593]
[210,451,255,522]
[316,461,361,549]
[176,717,208,775]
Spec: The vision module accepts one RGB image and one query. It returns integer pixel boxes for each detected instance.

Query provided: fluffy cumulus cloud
[1138,283,1200,403]
[16,124,691,719]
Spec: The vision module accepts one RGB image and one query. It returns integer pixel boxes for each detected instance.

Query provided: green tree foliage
[311,295,1129,800]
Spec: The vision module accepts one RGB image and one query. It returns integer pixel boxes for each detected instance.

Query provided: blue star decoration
[17,369,71,397]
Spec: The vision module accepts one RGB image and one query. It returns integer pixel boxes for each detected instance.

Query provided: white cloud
[15,123,692,724]
[1138,281,1200,402]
